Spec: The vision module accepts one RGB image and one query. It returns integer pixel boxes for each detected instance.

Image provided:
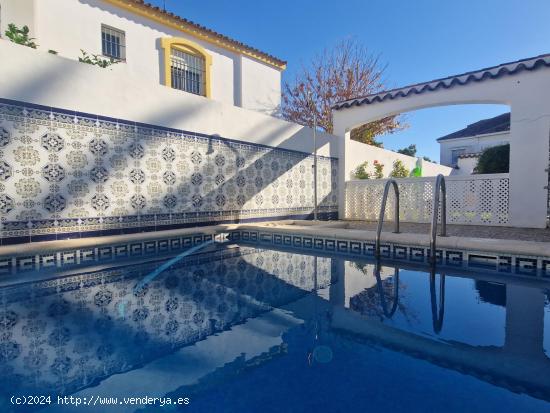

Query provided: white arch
[333,57,550,228]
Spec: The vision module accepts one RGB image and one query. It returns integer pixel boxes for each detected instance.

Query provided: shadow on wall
[0,67,338,242]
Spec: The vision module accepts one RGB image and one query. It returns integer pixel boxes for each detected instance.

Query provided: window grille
[170,48,206,96]
[101,25,125,60]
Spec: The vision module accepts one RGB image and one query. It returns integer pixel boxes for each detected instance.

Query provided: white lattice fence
[345,174,510,226]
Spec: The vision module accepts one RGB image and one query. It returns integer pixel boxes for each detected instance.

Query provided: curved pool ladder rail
[429,174,447,265]
[374,262,400,319]
[133,239,215,295]
[375,179,400,258]
[429,269,445,334]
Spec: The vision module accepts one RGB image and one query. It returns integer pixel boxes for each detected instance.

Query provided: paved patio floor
[344,220,550,243]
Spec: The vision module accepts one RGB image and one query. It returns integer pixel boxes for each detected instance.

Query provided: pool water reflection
[0,243,549,412]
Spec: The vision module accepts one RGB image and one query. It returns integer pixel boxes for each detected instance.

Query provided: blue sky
[150,0,549,161]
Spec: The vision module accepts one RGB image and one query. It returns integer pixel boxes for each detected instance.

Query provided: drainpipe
[308,91,318,221]
[313,108,318,221]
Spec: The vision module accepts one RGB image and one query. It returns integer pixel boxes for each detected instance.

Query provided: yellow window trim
[161,37,212,98]
[103,0,286,70]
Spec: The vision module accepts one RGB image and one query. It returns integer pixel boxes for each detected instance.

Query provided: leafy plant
[373,160,384,179]
[48,49,58,55]
[389,159,409,178]
[353,161,371,179]
[5,23,37,48]
[79,50,118,68]
[474,144,509,174]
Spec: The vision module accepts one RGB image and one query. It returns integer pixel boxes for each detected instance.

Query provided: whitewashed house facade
[437,112,510,175]
[0,0,285,115]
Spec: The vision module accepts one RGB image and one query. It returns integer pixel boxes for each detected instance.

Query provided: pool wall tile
[231,230,549,280]
[2,228,549,280]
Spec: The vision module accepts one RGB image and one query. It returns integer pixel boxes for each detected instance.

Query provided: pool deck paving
[241,220,550,258]
[0,219,548,259]
[342,220,550,243]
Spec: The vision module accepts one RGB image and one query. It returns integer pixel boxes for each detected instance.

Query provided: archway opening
[352,103,510,175]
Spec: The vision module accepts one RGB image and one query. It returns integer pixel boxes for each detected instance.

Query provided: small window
[451,148,466,166]
[170,48,206,96]
[101,24,125,60]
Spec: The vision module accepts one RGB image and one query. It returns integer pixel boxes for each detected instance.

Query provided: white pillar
[336,130,350,219]
[508,104,550,228]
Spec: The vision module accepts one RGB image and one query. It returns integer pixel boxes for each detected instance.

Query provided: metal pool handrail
[429,270,445,334]
[429,174,447,265]
[374,262,400,319]
[375,179,400,258]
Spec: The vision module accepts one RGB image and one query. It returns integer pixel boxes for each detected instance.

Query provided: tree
[474,144,509,174]
[397,144,417,157]
[422,156,436,163]
[281,39,406,141]
[351,123,384,147]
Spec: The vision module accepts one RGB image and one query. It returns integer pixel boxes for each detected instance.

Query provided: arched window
[161,38,212,98]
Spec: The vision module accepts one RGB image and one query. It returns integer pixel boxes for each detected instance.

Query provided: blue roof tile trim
[333,53,550,110]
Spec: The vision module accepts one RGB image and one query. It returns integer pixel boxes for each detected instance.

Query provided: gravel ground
[344,220,550,242]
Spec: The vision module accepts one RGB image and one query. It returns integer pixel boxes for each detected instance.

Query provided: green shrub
[353,161,371,179]
[5,24,37,48]
[373,160,384,179]
[474,144,509,174]
[390,159,409,178]
[79,50,118,68]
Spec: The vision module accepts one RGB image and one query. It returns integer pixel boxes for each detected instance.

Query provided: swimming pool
[1,239,549,412]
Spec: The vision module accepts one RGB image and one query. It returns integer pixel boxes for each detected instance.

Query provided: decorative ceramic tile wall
[0,99,338,242]
[0,247,334,395]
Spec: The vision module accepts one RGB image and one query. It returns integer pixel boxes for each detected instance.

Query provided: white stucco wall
[333,68,550,228]
[346,138,452,179]
[241,55,282,116]
[455,156,479,175]
[0,39,336,158]
[439,131,510,167]
[0,0,282,114]
[0,0,34,37]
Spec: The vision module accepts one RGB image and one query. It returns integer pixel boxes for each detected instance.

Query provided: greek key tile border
[230,230,550,279]
[3,227,547,280]
[0,232,228,276]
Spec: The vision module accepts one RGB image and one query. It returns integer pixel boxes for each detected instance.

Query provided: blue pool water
[1,241,550,412]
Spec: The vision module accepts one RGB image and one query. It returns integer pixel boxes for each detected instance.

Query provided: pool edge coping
[0,220,548,259]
